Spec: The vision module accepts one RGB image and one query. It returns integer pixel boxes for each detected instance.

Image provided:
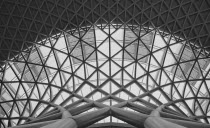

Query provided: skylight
[1,24,210,126]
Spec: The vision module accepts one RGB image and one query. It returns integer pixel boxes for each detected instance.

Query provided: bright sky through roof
[1,25,210,126]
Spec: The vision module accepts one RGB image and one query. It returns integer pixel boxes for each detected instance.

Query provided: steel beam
[41,118,77,128]
[144,117,186,128]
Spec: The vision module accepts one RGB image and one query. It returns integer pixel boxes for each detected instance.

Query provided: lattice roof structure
[1,0,210,128]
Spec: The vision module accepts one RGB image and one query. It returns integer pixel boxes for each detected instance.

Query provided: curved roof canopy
[0,0,210,64]
[1,0,210,128]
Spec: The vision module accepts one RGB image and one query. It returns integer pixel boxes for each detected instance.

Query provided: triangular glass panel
[82,28,95,43]
[124,63,134,77]
[71,47,84,64]
[42,88,51,101]
[125,83,140,96]
[110,81,120,93]
[112,71,122,85]
[173,65,186,80]
[116,91,131,100]
[197,83,208,97]
[77,83,94,97]
[45,53,58,68]
[74,64,86,80]
[84,43,96,61]
[64,77,74,92]
[172,85,182,100]
[124,26,138,44]
[98,38,109,57]
[95,26,108,41]
[101,81,110,93]
[99,71,108,80]
[163,51,177,67]
[153,32,167,50]
[2,88,14,101]
[97,51,108,61]
[60,57,72,72]
[111,39,122,57]
[179,62,193,78]
[37,84,47,98]
[17,84,27,98]
[99,61,110,76]
[113,50,123,59]
[124,43,136,60]
[137,43,150,61]
[111,26,124,41]
[111,61,121,76]
[123,70,133,82]
[163,85,172,98]
[148,55,161,72]
[184,84,194,98]
[91,91,105,101]
[160,71,171,86]
[136,63,146,78]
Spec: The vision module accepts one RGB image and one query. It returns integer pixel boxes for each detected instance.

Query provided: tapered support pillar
[41,118,77,128]
[144,117,186,128]
[111,107,148,128]
[74,107,110,128]
[144,104,186,128]
[40,106,75,128]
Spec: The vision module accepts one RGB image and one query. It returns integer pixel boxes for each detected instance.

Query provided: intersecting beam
[7,120,57,128]
[8,105,210,128]
[73,107,110,128]
[41,118,77,128]
[111,107,149,128]
[69,102,94,115]
[144,117,187,128]
[144,105,186,128]
[25,98,200,127]
[87,122,135,128]
[165,118,210,128]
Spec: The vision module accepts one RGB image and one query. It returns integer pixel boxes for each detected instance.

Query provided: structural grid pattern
[0,0,210,128]
[0,24,210,128]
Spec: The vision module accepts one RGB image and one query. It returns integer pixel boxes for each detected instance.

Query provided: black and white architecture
[0,0,210,128]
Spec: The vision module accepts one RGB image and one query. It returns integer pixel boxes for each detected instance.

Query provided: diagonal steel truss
[0,23,210,128]
[7,97,210,128]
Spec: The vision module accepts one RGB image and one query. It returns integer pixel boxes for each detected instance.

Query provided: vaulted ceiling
[1,0,210,128]
[0,0,210,65]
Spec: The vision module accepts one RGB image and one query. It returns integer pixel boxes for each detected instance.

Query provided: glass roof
[1,24,210,126]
